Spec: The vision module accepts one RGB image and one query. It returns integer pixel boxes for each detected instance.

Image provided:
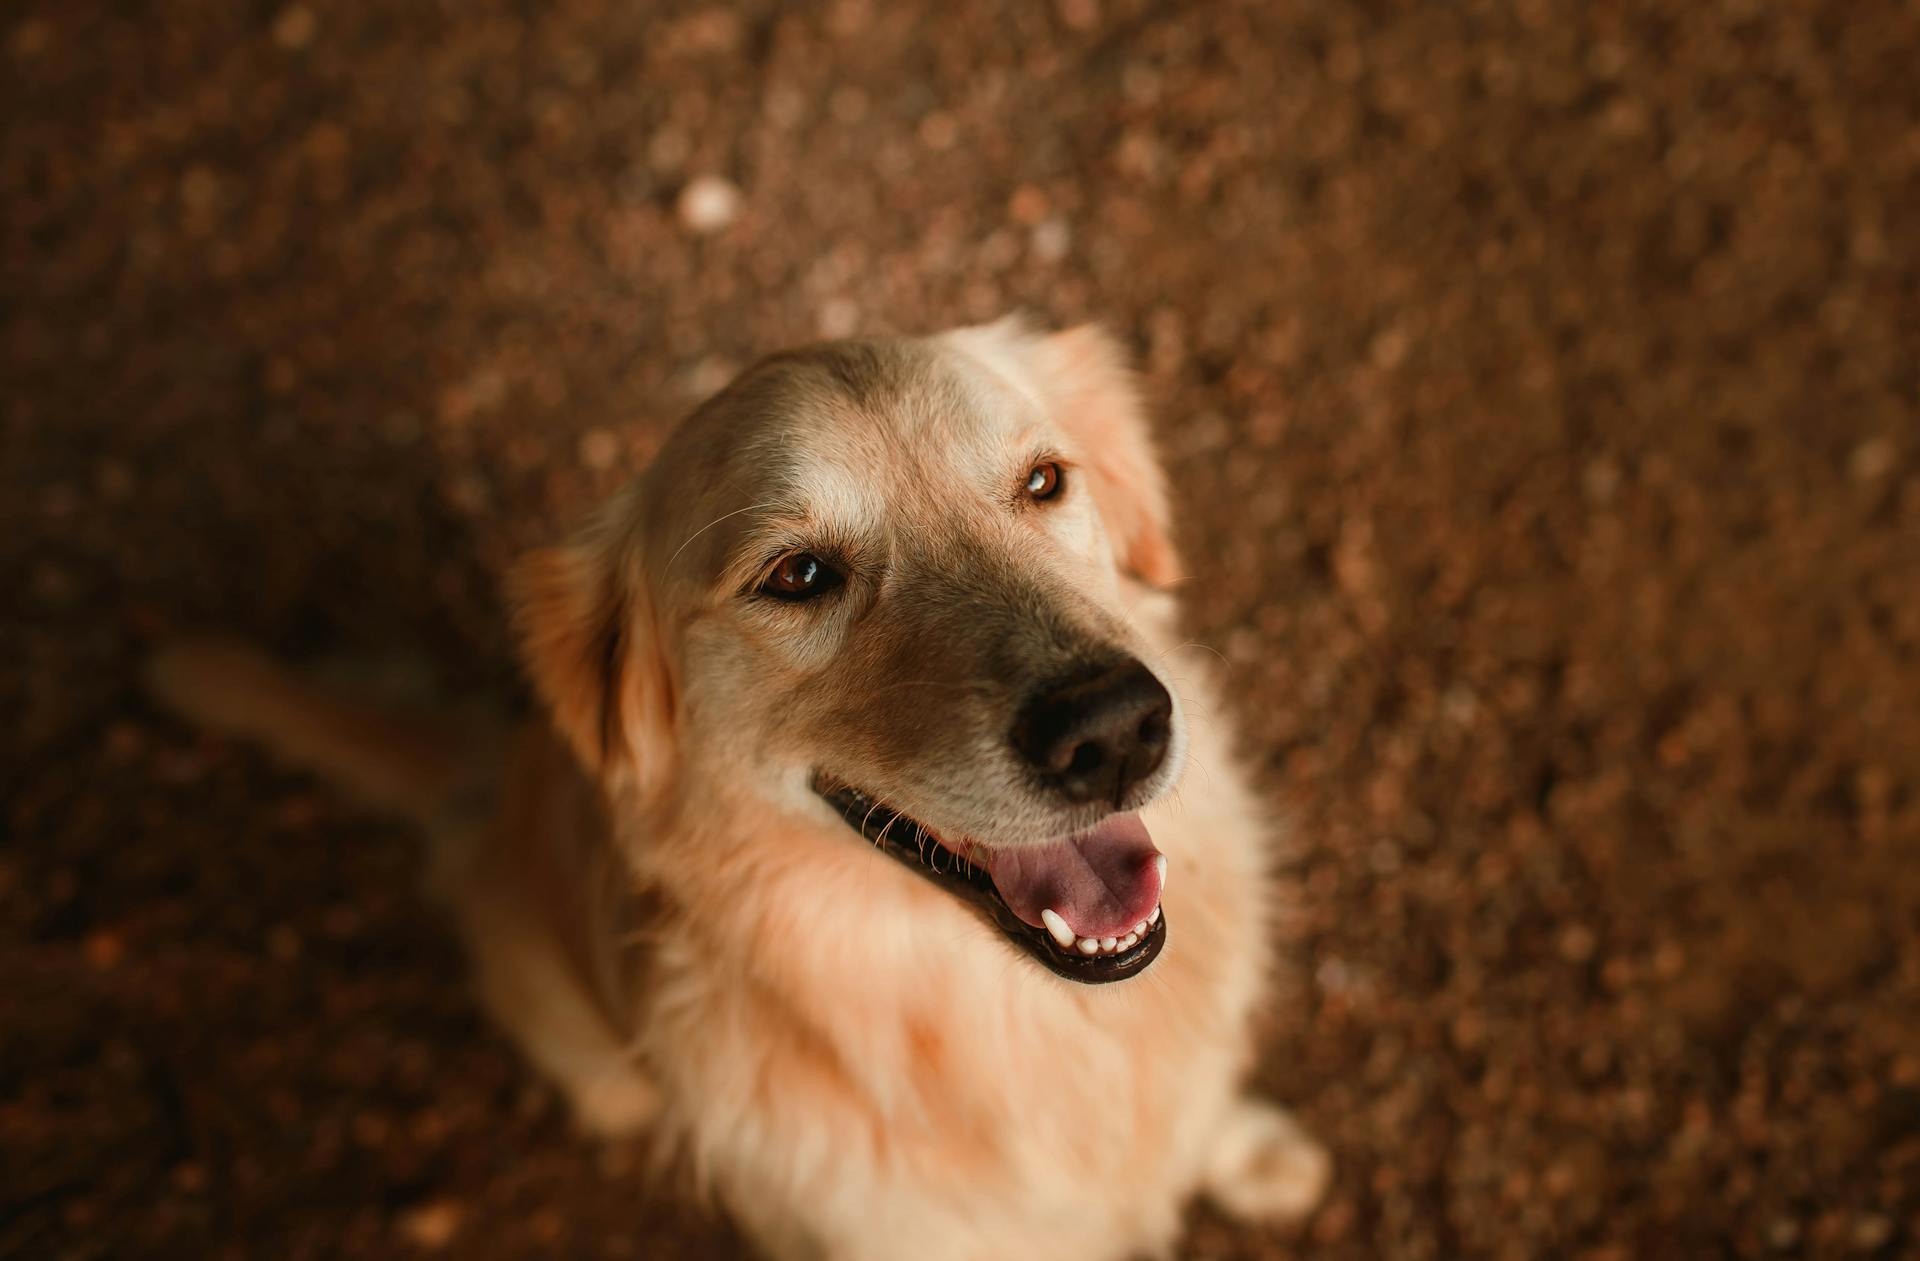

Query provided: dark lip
[812,776,1167,985]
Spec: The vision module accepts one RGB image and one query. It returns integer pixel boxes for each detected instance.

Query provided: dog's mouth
[813,776,1167,984]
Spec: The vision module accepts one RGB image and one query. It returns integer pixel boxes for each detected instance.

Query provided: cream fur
[628,590,1287,1259]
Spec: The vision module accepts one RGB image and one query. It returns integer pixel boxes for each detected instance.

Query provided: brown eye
[760,552,845,602]
[1025,461,1063,501]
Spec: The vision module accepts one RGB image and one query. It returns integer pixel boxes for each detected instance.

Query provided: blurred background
[5,1,1918,1257]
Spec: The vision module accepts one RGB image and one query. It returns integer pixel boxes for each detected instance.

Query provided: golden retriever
[149,317,1330,1258]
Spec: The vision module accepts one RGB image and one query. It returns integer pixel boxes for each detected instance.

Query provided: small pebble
[578,427,621,471]
[1030,219,1071,263]
[817,297,860,339]
[272,4,316,48]
[1850,437,1896,482]
[676,176,741,234]
[1850,1215,1893,1252]
[399,1200,463,1249]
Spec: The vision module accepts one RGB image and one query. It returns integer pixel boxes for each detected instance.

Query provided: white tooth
[1040,908,1075,948]
[1154,854,1168,887]
[1118,932,1139,950]
[1077,937,1101,954]
[1133,920,1148,936]
[1147,905,1160,926]
[1100,936,1118,952]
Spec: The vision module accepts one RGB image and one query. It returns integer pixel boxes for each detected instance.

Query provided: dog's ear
[1026,324,1180,587]
[510,523,675,793]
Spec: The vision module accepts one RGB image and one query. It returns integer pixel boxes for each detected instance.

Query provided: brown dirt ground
[6,1,1919,1257]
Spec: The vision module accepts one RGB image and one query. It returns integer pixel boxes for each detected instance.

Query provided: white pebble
[677,175,741,234]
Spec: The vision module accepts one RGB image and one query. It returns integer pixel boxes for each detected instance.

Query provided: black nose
[1011,659,1174,806]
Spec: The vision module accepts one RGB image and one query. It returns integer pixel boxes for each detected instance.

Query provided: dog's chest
[647,849,1265,1258]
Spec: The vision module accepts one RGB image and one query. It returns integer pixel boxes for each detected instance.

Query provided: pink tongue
[983,813,1164,940]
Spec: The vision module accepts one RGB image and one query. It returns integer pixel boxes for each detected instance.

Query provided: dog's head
[514,319,1188,982]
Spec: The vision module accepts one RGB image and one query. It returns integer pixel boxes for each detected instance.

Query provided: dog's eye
[760,552,845,602]
[1024,461,1063,502]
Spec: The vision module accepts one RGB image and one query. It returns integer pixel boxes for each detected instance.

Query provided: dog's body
[151,320,1327,1258]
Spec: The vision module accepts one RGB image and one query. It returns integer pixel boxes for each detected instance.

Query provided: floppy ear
[1027,324,1180,587]
[509,526,675,794]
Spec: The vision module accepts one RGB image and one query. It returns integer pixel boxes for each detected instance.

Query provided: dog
[149,318,1330,1258]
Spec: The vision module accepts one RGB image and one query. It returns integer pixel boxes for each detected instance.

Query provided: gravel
[5,1,1918,1257]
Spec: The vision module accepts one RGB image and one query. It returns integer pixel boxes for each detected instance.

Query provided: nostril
[1012,658,1173,800]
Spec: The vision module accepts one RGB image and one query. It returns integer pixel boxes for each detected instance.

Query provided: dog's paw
[1203,1099,1331,1225]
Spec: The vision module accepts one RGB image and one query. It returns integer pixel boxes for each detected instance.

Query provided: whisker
[666,499,770,572]
[875,810,904,855]
[1158,638,1230,668]
[859,800,887,850]
[1181,751,1220,793]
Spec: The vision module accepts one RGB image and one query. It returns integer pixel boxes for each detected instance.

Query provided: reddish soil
[5,1,1918,1257]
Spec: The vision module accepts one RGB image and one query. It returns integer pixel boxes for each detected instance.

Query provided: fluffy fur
[148,318,1328,1259]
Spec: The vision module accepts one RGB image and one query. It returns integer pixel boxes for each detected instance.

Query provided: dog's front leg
[1200,1097,1332,1225]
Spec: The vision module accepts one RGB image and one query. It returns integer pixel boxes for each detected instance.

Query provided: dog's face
[516,320,1189,982]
